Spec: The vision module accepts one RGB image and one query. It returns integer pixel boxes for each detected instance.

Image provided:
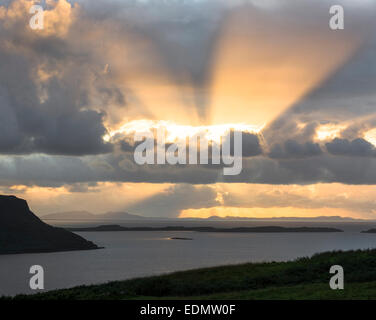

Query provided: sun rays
[101,4,367,141]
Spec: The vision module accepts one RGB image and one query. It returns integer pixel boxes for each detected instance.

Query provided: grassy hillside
[6,249,376,300]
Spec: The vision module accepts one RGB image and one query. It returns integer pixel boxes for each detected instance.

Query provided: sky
[1,0,376,218]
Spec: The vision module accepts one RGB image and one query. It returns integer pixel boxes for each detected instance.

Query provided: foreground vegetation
[6,249,376,300]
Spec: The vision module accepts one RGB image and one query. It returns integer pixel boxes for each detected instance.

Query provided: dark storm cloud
[251,155,376,185]
[3,147,376,187]
[119,139,136,153]
[240,132,263,157]
[0,1,120,155]
[326,138,376,157]
[269,140,322,159]
[32,110,113,155]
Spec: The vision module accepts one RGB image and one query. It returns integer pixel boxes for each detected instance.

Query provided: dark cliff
[0,195,99,254]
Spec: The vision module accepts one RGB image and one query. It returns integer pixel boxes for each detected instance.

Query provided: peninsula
[0,195,99,255]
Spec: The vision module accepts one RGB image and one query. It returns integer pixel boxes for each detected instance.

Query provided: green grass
[154,282,376,300]
[5,249,376,300]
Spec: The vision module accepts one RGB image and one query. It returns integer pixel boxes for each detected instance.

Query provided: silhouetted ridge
[0,195,99,255]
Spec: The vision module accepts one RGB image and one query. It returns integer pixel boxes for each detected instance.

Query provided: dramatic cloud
[0,0,119,155]
[2,0,376,218]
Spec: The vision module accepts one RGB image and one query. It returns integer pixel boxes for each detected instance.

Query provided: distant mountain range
[0,196,99,255]
[204,215,363,221]
[41,211,150,221]
[67,225,344,233]
[41,211,367,222]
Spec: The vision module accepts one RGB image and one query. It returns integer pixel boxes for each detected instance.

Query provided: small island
[68,224,343,233]
[0,195,100,255]
[361,229,376,233]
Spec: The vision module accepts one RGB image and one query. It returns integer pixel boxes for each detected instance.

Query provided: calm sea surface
[1,221,376,296]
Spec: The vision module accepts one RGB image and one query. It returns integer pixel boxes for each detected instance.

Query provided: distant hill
[0,195,99,255]
[41,211,95,221]
[41,211,150,221]
[40,211,365,222]
[197,215,362,222]
[361,229,376,233]
[104,212,149,220]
